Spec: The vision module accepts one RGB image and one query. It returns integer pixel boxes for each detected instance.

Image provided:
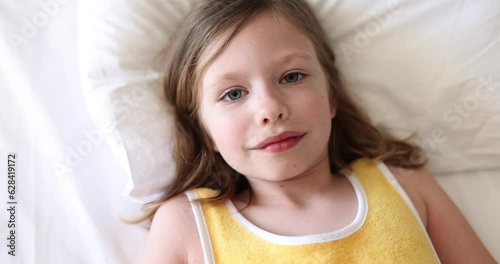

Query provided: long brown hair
[134,0,425,223]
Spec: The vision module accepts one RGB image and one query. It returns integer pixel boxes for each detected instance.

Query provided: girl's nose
[254,86,290,126]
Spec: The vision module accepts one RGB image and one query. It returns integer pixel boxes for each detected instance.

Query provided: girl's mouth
[254,132,305,153]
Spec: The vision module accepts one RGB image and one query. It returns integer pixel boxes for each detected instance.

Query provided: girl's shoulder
[385,164,429,227]
[384,164,496,263]
[141,193,203,263]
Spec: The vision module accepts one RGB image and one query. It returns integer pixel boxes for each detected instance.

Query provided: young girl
[139,0,496,263]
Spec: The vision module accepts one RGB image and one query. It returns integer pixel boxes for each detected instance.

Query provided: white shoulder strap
[185,191,216,264]
[376,162,441,263]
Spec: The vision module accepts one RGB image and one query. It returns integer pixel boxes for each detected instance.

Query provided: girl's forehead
[239,10,305,40]
[201,11,315,68]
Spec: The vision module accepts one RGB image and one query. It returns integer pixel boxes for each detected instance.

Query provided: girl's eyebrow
[206,52,313,90]
[207,73,243,90]
[281,52,313,64]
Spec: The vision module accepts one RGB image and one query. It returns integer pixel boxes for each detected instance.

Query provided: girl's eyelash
[280,72,306,84]
[218,72,306,102]
[220,88,247,102]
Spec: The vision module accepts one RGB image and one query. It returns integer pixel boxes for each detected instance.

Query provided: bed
[0,0,498,263]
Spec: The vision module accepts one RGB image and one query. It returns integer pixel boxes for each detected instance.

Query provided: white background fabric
[0,1,147,263]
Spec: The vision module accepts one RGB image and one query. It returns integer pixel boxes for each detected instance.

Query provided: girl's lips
[254,132,305,153]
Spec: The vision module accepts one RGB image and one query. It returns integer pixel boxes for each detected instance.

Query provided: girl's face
[199,11,336,183]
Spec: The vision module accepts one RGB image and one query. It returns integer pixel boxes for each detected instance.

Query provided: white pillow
[81,0,500,200]
[325,0,500,174]
[81,0,198,198]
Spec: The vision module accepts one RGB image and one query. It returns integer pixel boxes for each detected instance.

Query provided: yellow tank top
[185,158,440,263]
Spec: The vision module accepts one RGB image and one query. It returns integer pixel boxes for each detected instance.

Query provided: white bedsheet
[0,1,498,263]
[435,169,500,260]
[0,1,147,263]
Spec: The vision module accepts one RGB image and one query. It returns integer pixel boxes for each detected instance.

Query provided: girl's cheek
[212,114,245,135]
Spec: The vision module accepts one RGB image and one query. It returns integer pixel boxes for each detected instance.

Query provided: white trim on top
[376,162,441,263]
[185,190,215,264]
[225,171,368,246]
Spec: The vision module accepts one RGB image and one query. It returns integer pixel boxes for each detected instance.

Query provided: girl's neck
[233,153,341,209]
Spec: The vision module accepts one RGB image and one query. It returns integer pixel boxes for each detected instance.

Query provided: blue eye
[281,72,304,84]
[222,89,246,101]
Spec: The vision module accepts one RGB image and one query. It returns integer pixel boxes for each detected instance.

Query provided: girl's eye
[222,89,247,101]
[281,72,304,84]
